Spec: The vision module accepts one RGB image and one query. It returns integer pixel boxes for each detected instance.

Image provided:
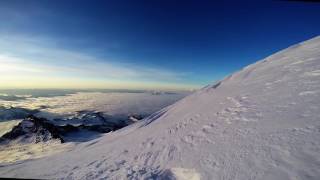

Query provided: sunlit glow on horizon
[0,45,200,91]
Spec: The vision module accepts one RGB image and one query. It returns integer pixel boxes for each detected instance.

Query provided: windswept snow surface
[1,36,320,180]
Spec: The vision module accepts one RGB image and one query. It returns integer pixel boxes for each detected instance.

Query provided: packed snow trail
[1,36,320,180]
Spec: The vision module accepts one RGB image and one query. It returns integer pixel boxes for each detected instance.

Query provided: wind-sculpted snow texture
[1,36,320,180]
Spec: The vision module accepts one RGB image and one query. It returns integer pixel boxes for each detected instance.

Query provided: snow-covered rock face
[1,36,320,180]
[0,116,64,144]
[0,111,142,144]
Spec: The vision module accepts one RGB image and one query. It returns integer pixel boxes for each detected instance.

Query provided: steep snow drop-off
[1,36,320,180]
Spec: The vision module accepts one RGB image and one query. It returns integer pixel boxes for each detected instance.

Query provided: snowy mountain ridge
[0,36,320,180]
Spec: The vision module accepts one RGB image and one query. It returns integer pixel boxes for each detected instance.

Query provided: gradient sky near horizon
[0,0,319,90]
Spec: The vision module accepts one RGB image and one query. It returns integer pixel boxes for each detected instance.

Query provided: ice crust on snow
[0,36,320,179]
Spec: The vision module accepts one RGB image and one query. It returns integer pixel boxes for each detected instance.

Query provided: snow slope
[1,36,320,180]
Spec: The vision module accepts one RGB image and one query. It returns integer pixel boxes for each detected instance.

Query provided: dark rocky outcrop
[0,115,64,143]
[1,112,146,144]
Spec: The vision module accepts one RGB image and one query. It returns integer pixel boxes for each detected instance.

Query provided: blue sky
[0,0,319,90]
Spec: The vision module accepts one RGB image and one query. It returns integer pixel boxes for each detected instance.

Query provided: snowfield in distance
[1,36,320,180]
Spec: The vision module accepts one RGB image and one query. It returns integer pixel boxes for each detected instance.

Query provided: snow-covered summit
[1,36,320,180]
